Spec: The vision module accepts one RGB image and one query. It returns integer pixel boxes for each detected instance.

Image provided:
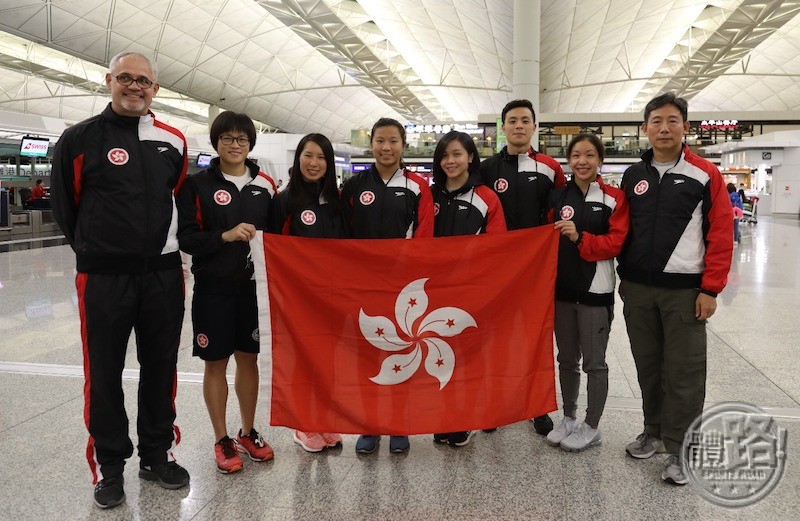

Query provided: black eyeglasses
[219,135,250,146]
[114,74,154,89]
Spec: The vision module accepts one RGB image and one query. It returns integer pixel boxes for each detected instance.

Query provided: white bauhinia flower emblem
[358,278,477,390]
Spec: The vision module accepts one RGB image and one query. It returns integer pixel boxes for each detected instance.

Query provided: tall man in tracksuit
[480,99,566,435]
[618,92,732,485]
[51,52,190,509]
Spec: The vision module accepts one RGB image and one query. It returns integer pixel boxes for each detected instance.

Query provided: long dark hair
[288,133,340,216]
[432,131,481,187]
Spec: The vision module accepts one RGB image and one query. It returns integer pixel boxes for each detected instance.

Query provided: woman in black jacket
[272,133,346,453]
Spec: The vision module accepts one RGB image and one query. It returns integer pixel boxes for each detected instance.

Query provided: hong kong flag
[251,227,558,435]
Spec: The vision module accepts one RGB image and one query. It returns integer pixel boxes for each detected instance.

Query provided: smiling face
[568,138,601,187]
[299,140,326,183]
[370,125,404,176]
[216,131,250,174]
[439,139,472,189]
[105,54,158,117]
[502,106,536,154]
[642,104,690,162]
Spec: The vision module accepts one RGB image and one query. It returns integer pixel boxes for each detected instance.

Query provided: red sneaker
[235,428,275,462]
[292,431,327,453]
[321,433,343,448]
[214,436,243,474]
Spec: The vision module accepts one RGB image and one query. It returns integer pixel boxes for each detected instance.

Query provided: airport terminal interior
[1,1,800,519]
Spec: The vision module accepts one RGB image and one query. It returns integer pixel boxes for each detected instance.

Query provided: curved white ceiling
[0,0,798,142]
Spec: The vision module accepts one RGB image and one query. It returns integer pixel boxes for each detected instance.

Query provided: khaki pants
[622,281,707,454]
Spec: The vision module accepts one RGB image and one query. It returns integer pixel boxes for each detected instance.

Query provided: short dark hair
[566,133,605,162]
[432,131,481,186]
[288,133,340,217]
[35,179,44,185]
[370,117,406,145]
[501,99,536,124]
[210,111,257,151]
[644,92,688,123]
[727,182,736,194]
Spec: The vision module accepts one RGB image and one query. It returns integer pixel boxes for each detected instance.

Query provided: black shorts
[191,283,260,361]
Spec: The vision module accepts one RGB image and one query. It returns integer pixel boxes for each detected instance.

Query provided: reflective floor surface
[1,216,798,520]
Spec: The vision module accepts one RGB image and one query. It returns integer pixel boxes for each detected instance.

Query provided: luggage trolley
[742,196,758,225]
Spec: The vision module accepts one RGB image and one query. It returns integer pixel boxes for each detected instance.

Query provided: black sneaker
[482,428,498,433]
[139,461,190,490]
[433,433,451,444]
[447,431,476,447]
[532,414,554,435]
[94,475,125,509]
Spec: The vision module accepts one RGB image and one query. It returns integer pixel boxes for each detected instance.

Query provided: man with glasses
[51,51,190,509]
[480,99,566,436]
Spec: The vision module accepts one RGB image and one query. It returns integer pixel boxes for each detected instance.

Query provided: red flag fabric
[251,227,558,435]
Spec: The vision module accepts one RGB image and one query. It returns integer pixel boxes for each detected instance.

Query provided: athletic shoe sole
[662,474,688,486]
[216,463,243,474]
[560,439,602,452]
[94,494,126,509]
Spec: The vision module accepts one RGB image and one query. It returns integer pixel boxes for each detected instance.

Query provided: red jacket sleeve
[577,184,630,262]
[699,162,734,295]
[413,180,434,238]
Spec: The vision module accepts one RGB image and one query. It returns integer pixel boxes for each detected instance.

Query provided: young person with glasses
[176,111,277,474]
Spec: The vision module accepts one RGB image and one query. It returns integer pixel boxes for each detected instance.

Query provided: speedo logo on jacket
[550,180,628,306]
[51,104,187,274]
[176,158,275,289]
[341,166,434,238]
[618,146,733,294]
[480,147,566,230]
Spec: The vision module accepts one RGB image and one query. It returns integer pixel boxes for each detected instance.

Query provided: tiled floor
[1,216,798,520]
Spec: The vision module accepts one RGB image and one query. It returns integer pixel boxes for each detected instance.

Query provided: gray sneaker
[546,416,577,446]
[625,431,665,459]
[661,454,688,485]
[560,422,602,452]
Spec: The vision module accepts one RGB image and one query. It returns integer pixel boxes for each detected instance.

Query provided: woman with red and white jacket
[545,133,629,452]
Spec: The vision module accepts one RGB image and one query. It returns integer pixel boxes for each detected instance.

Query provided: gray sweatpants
[554,301,613,427]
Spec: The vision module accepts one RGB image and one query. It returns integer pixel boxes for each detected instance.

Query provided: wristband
[697,288,718,298]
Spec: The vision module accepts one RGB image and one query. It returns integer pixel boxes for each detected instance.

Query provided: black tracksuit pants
[76,268,184,482]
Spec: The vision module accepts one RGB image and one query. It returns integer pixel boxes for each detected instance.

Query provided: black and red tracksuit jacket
[431,175,506,236]
[548,177,629,306]
[271,181,347,238]
[618,145,733,296]
[340,165,434,238]
[480,146,566,230]
[51,104,188,273]
[176,158,275,293]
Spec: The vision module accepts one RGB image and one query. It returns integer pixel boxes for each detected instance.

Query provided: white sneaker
[546,416,577,446]
[560,422,602,452]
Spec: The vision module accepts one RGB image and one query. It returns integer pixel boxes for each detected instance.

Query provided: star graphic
[375,327,384,336]
[747,484,756,494]
[446,319,455,327]
[711,483,720,494]
[392,364,401,373]
[408,298,417,307]
[436,359,444,367]
[729,484,738,495]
